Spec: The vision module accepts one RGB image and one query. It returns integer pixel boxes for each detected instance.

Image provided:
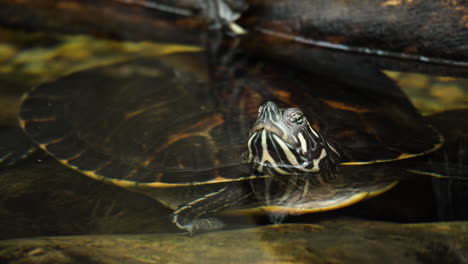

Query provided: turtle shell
[18,51,442,188]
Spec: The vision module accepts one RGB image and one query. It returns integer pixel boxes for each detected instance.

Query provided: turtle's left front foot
[172,214,225,235]
[171,185,249,234]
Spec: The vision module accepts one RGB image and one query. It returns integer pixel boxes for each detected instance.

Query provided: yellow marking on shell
[37,136,66,149]
[143,114,224,167]
[406,170,468,181]
[109,174,264,188]
[367,180,399,197]
[341,140,444,165]
[19,92,30,103]
[24,116,58,123]
[34,133,263,188]
[321,99,372,113]
[125,168,139,180]
[60,150,87,162]
[123,108,146,120]
[55,153,268,188]
[261,192,371,214]
[381,0,412,7]
[226,180,399,215]
[18,119,27,129]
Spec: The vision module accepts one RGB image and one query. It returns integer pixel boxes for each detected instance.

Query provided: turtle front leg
[172,185,251,234]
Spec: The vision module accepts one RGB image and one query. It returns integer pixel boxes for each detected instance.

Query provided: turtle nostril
[263,101,277,111]
[259,101,281,122]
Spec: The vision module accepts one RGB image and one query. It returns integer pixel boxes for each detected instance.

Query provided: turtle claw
[171,185,236,234]
[173,215,225,235]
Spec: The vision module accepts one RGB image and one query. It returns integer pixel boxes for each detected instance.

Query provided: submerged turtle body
[18,51,442,233]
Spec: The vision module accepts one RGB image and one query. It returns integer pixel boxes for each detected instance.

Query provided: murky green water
[0,26,467,263]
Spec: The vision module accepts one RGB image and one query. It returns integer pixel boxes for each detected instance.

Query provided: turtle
[15,50,445,234]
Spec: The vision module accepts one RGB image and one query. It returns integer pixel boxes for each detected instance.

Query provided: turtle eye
[288,112,305,125]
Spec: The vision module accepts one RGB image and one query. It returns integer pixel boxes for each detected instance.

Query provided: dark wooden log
[239,0,468,66]
[0,0,207,45]
[1,0,467,66]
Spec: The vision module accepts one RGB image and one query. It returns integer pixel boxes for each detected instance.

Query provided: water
[0,26,467,263]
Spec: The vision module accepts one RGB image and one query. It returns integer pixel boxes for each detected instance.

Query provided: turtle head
[246,101,340,176]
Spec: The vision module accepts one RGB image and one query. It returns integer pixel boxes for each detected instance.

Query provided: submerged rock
[0,219,467,264]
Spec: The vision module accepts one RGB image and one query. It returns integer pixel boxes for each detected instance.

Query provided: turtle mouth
[250,122,285,140]
[250,122,298,147]
[249,101,298,147]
